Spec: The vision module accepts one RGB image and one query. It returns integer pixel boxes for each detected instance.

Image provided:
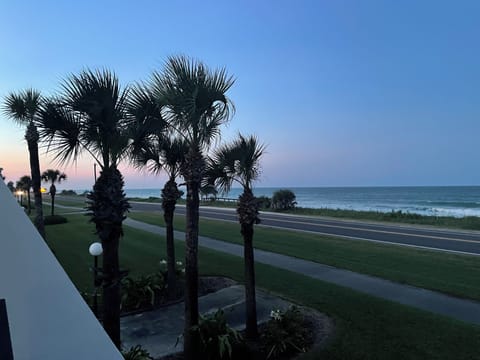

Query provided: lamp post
[88,242,103,317]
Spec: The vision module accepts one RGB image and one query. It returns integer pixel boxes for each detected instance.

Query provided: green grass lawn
[129,211,480,302]
[44,214,480,359]
[283,207,480,230]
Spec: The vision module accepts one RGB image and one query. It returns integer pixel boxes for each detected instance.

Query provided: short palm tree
[37,70,131,348]
[7,181,15,192]
[206,134,266,339]
[41,169,67,216]
[3,89,45,238]
[151,56,235,359]
[0,167,5,180]
[16,175,33,214]
[128,85,186,300]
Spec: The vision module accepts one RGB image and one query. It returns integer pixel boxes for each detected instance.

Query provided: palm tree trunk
[27,190,31,215]
[162,179,183,301]
[101,223,122,348]
[242,222,258,339]
[87,167,129,349]
[50,184,56,216]
[183,148,205,360]
[26,123,45,239]
[163,200,176,301]
[184,179,200,359]
[238,188,260,340]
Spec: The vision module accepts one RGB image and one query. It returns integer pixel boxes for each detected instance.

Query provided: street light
[15,190,23,205]
[88,242,103,317]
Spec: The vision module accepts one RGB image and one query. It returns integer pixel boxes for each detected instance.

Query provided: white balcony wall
[0,181,122,359]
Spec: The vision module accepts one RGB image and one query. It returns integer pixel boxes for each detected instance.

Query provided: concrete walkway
[124,217,480,326]
[121,285,290,358]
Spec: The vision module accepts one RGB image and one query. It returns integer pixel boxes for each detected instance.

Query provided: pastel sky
[1,0,479,190]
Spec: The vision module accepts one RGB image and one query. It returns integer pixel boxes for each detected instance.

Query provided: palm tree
[151,56,235,359]
[128,85,186,300]
[0,167,5,180]
[7,181,15,192]
[3,89,45,238]
[16,175,33,214]
[37,70,130,348]
[41,169,67,216]
[206,134,266,339]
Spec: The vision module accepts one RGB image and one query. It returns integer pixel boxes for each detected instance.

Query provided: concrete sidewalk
[121,285,291,358]
[124,217,480,326]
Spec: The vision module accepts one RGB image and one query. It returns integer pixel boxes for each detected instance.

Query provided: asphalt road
[55,196,480,256]
[128,201,480,256]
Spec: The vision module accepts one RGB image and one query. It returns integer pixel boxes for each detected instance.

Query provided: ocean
[119,186,480,218]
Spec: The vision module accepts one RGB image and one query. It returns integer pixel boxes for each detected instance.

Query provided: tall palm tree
[151,56,235,359]
[206,134,266,339]
[41,169,67,216]
[3,89,45,238]
[37,70,130,348]
[16,175,33,214]
[128,85,186,300]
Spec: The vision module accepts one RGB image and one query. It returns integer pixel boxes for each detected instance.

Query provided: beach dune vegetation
[272,189,297,211]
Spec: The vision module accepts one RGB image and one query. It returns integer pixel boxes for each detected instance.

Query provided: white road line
[198,211,480,244]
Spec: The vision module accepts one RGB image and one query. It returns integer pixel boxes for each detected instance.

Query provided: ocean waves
[118,186,480,218]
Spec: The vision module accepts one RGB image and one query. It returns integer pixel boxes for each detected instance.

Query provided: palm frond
[152,55,235,148]
[41,169,67,184]
[207,134,266,192]
[37,100,84,165]
[3,88,42,125]
[56,68,131,168]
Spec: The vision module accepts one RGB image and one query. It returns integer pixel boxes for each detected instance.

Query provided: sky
[0,0,479,190]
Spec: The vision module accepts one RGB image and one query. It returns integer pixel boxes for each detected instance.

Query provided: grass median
[45,213,480,360]
[128,211,480,302]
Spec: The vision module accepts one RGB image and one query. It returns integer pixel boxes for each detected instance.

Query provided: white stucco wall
[0,181,123,359]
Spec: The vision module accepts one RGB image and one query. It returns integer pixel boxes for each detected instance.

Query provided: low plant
[121,274,164,311]
[262,306,309,359]
[158,258,185,278]
[257,195,272,209]
[122,345,153,360]
[60,189,77,196]
[191,308,243,360]
[43,214,68,225]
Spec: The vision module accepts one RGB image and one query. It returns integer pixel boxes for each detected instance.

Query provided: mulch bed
[157,279,335,360]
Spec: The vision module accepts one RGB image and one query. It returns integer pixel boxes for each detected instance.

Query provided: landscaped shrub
[121,274,164,311]
[60,189,77,196]
[257,195,272,209]
[43,214,68,225]
[262,306,309,359]
[271,189,297,211]
[192,309,243,360]
[122,345,153,360]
